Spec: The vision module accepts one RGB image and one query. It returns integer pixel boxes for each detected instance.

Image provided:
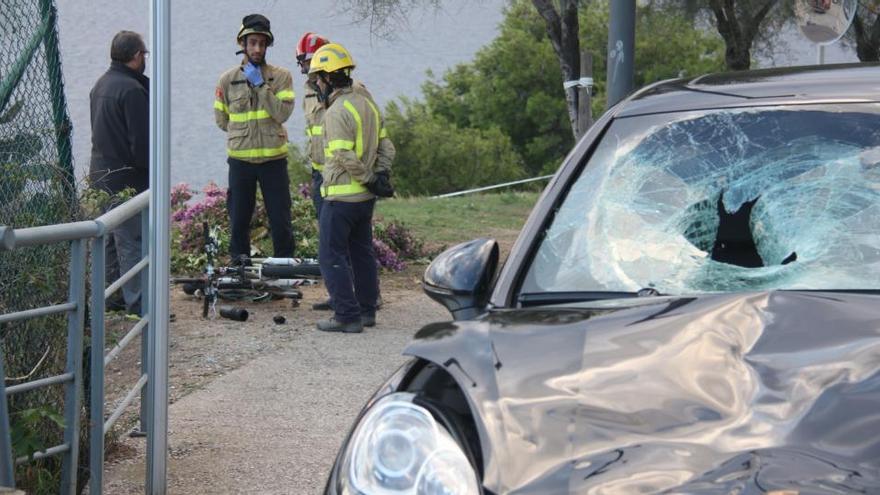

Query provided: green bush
[287,142,313,191]
[385,100,526,196]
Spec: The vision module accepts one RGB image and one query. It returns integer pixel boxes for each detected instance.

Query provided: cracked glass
[522,104,880,295]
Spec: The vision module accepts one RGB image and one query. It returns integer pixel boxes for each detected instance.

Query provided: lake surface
[55,1,856,189]
[56,0,507,189]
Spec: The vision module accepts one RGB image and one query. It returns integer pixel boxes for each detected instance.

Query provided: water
[55,0,507,189]
[55,1,857,190]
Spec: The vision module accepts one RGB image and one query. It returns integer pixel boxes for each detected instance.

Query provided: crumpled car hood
[404,291,880,494]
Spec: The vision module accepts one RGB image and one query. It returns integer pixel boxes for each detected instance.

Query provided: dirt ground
[94,263,452,494]
[101,261,432,452]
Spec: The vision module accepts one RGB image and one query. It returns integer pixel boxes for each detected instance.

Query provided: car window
[521,103,880,296]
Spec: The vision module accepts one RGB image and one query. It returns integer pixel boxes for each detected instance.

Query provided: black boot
[316,317,363,333]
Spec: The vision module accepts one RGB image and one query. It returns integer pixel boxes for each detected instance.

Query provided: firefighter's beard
[246,49,265,66]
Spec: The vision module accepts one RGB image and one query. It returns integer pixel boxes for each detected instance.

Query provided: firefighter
[214,14,295,263]
[295,32,331,218]
[296,32,386,313]
[309,42,395,333]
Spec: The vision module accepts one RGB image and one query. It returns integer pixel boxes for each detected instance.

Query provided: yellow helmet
[308,43,355,75]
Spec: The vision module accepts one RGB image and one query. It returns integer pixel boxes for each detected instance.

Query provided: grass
[375,190,540,250]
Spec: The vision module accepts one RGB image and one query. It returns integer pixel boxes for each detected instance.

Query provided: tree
[849,2,880,61]
[531,0,582,136]
[708,0,779,69]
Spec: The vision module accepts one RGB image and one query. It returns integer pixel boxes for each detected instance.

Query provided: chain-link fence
[0,0,81,491]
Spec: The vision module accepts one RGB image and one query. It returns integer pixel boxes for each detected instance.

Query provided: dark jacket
[89,61,150,193]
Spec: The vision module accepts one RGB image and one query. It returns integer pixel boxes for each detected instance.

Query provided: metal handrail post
[60,239,86,494]
[0,348,14,488]
[137,208,149,436]
[147,0,171,492]
[89,235,107,494]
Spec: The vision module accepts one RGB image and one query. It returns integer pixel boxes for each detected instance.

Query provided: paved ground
[100,277,448,494]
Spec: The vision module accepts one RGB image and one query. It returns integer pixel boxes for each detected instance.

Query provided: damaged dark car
[325,64,880,494]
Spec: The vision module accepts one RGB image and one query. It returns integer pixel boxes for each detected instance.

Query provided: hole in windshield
[522,104,880,296]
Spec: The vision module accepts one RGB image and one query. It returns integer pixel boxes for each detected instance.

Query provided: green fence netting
[0,0,82,490]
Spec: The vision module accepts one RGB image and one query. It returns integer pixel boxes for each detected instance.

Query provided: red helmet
[296,32,330,62]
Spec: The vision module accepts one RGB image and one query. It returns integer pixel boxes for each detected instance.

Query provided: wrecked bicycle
[171,223,321,318]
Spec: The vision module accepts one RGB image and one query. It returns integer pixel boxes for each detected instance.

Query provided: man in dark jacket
[89,30,149,314]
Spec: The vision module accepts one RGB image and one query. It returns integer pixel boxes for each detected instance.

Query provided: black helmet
[237,14,274,46]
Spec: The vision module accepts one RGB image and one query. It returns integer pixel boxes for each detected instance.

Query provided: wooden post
[576,51,593,138]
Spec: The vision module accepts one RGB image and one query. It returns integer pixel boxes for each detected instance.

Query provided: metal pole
[89,236,106,494]
[38,0,75,195]
[817,44,826,65]
[146,0,171,492]
[137,209,149,437]
[60,239,86,494]
[605,0,636,108]
[0,348,14,489]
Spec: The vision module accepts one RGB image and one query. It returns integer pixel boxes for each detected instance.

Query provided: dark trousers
[227,157,294,258]
[105,214,142,313]
[319,199,377,323]
[311,169,324,219]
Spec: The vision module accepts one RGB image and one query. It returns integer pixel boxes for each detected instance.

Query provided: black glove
[367,171,395,198]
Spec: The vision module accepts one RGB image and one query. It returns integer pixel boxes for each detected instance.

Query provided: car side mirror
[422,238,499,321]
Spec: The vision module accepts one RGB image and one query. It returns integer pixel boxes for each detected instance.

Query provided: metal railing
[0,190,161,494]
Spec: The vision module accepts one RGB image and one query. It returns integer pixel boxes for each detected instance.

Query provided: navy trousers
[319,199,377,323]
[227,157,294,258]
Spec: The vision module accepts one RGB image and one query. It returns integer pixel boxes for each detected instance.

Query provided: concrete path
[102,287,448,494]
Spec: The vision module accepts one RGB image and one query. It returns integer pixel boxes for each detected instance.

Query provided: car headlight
[341,392,480,494]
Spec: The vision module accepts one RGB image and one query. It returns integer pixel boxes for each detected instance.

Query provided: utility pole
[606,0,635,108]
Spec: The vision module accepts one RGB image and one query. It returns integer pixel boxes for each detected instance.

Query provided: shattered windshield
[522,104,880,295]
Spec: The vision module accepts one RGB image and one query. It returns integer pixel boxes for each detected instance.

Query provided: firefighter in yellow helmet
[214,14,295,263]
[309,42,395,333]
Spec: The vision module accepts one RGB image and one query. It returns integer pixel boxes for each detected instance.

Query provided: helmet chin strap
[316,74,334,104]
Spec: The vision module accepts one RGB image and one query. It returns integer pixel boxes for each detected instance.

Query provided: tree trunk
[853,11,880,62]
[709,0,778,71]
[532,0,581,138]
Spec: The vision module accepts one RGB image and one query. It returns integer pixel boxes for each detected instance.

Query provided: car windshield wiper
[518,288,663,306]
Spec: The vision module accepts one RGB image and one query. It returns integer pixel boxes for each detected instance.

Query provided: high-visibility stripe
[364,98,381,143]
[342,100,364,159]
[327,139,355,152]
[321,181,368,197]
[228,109,271,122]
[276,89,295,101]
[311,162,323,171]
[379,127,388,139]
[306,125,323,137]
[214,100,228,113]
[227,143,289,159]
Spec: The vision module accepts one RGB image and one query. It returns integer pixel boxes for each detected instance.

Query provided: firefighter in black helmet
[214,14,296,263]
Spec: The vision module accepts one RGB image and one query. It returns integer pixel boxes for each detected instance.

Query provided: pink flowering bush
[373,238,406,272]
[170,181,427,274]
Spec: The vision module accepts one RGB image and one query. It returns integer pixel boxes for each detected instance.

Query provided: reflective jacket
[214,61,295,163]
[302,79,324,171]
[321,86,395,202]
[303,79,369,173]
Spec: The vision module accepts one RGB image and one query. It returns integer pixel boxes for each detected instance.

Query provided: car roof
[617,63,880,117]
